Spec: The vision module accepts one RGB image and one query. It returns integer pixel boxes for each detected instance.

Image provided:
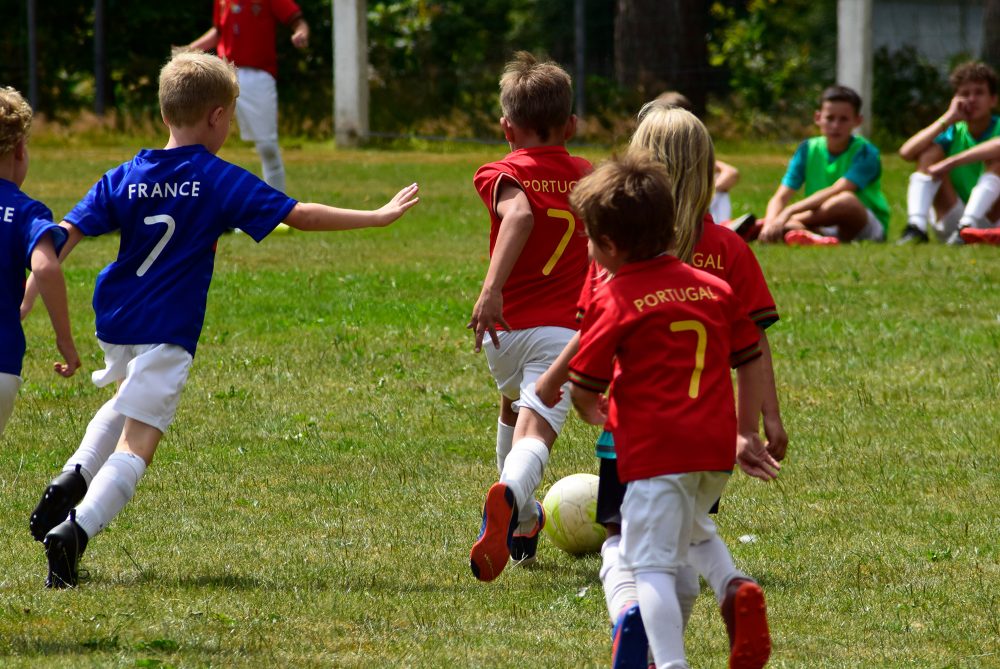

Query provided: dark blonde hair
[499,51,573,142]
[629,103,714,263]
[0,87,32,156]
[570,152,675,262]
[950,61,999,96]
[159,51,239,127]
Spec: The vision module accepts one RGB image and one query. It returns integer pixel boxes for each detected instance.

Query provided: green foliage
[709,0,836,131]
[871,46,952,147]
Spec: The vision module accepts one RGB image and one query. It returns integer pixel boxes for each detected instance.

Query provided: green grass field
[1,137,998,668]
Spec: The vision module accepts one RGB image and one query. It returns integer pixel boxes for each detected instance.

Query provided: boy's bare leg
[787,191,868,240]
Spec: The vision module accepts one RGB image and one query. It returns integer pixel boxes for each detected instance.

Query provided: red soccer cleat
[959,226,1000,245]
[783,229,839,246]
[469,482,518,582]
[721,578,771,669]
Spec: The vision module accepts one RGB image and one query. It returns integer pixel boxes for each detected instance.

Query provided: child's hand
[758,217,786,243]
[54,337,81,378]
[763,413,788,461]
[736,432,780,481]
[926,159,953,180]
[468,288,509,352]
[375,183,420,227]
[534,370,563,408]
[944,96,969,124]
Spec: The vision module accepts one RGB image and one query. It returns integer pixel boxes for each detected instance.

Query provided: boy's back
[571,254,760,482]
[68,145,295,356]
[473,146,591,331]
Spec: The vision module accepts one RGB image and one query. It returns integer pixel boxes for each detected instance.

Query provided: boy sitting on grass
[0,86,80,436]
[568,152,772,669]
[898,61,1000,245]
[24,51,419,588]
[759,85,889,246]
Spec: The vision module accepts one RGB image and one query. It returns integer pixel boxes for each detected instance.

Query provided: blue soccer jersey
[0,179,68,376]
[66,145,297,356]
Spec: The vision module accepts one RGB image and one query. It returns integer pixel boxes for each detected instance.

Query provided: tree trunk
[984,0,1000,72]
[614,0,708,112]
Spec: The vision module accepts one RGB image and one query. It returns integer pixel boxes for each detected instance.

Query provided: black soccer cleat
[30,465,88,542]
[510,500,546,567]
[724,213,757,240]
[896,224,929,245]
[44,515,89,589]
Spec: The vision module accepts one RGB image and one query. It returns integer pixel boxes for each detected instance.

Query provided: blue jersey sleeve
[934,125,955,153]
[843,141,882,190]
[19,200,66,268]
[218,166,297,241]
[67,167,126,237]
[780,141,809,190]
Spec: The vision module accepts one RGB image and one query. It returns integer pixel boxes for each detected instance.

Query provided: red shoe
[721,579,771,669]
[469,482,518,582]
[959,226,1000,245]
[783,229,839,246]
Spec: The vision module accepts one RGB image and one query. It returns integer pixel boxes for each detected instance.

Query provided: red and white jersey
[214,0,303,78]
[695,216,778,329]
[474,146,591,331]
[569,255,761,482]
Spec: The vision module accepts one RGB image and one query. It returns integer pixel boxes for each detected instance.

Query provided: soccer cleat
[611,602,649,669]
[896,224,929,245]
[30,465,87,542]
[783,229,839,246]
[469,482,518,582]
[44,515,89,589]
[723,213,757,240]
[510,500,546,567]
[960,226,1000,245]
[945,228,967,246]
[721,578,771,669]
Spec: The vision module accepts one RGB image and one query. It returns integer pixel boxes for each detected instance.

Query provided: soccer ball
[541,473,606,555]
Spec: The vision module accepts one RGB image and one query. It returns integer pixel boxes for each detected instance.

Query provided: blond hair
[0,87,32,156]
[629,103,715,264]
[159,51,239,127]
[499,51,573,142]
[570,152,675,262]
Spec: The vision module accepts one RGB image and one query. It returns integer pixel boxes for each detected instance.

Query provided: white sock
[600,534,638,623]
[256,141,286,193]
[499,437,549,530]
[62,400,126,485]
[960,172,1000,228]
[907,172,942,232]
[709,191,732,223]
[675,564,700,629]
[73,452,147,538]
[495,419,515,475]
[635,571,686,668]
[688,535,746,604]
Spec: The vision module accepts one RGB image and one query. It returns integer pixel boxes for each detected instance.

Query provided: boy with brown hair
[760,85,890,245]
[467,51,591,582]
[568,152,771,669]
[898,61,1000,245]
[0,87,80,435]
[25,51,419,588]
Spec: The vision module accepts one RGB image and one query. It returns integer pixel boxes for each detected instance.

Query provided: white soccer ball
[542,473,606,555]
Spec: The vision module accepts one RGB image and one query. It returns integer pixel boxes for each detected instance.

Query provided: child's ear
[813,109,822,125]
[598,234,619,256]
[208,106,226,127]
[853,114,864,128]
[13,138,26,161]
[563,114,578,141]
[500,117,515,143]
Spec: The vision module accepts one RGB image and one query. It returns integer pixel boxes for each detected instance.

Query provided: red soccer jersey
[474,146,592,331]
[569,255,761,482]
[575,217,778,329]
[695,216,779,329]
[214,0,303,77]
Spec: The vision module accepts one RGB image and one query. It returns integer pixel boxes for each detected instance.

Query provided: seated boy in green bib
[898,61,1000,245]
[759,85,889,246]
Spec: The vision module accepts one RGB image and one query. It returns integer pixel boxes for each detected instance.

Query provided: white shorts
[709,191,732,224]
[818,207,885,241]
[619,471,730,574]
[236,67,279,144]
[93,341,193,433]
[483,326,575,434]
[0,372,22,436]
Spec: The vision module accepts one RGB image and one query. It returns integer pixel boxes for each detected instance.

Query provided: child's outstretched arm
[534,331,581,407]
[284,183,419,231]
[21,222,85,321]
[29,234,80,377]
[569,384,607,426]
[467,183,533,352]
[927,136,1000,179]
[761,179,857,242]
[735,356,780,481]
[715,159,740,193]
[759,185,795,242]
